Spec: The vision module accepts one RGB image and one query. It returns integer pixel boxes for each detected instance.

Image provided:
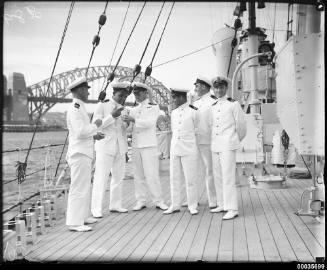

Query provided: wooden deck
[25,160,325,263]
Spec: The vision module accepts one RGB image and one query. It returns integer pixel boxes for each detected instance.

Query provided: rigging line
[101,1,131,90]
[102,1,147,92]
[109,2,130,68]
[138,2,165,66]
[54,131,69,178]
[2,143,66,153]
[43,2,75,101]
[149,2,175,67]
[112,1,147,73]
[153,36,231,69]
[272,3,277,43]
[131,1,165,83]
[18,2,75,185]
[86,1,109,76]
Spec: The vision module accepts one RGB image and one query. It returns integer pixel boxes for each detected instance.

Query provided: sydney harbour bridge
[27,65,171,121]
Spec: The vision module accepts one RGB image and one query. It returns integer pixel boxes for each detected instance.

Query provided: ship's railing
[2,143,70,261]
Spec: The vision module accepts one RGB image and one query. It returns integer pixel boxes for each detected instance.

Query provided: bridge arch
[27,65,171,121]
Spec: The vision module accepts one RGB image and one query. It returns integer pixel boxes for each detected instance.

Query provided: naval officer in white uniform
[193,76,218,209]
[163,88,199,215]
[66,77,105,232]
[91,82,131,217]
[209,75,247,220]
[122,82,168,211]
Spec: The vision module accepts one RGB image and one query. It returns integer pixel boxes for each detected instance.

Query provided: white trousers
[91,150,125,216]
[132,147,163,204]
[198,144,217,207]
[170,154,198,211]
[212,150,238,211]
[66,153,92,226]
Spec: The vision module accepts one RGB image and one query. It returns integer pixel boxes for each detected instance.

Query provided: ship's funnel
[211,27,238,81]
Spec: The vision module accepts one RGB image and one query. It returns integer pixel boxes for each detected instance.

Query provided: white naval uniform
[91,99,128,216]
[129,99,164,204]
[193,92,218,207]
[66,98,99,226]
[170,102,199,211]
[209,95,246,211]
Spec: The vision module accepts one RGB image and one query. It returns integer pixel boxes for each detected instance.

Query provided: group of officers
[65,74,247,232]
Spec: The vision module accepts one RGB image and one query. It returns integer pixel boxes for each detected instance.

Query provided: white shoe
[189,209,198,215]
[223,210,239,220]
[210,206,225,213]
[163,206,180,215]
[109,207,128,213]
[133,202,146,211]
[69,225,92,232]
[92,214,103,218]
[182,202,199,207]
[84,217,98,224]
[155,202,168,210]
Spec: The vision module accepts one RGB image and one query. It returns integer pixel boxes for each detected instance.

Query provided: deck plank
[275,190,325,259]
[256,190,298,261]
[249,189,282,262]
[21,161,324,263]
[142,210,186,262]
[117,213,173,261]
[99,209,160,261]
[186,205,212,262]
[28,181,135,261]
[241,188,265,261]
[265,190,314,262]
[232,185,249,262]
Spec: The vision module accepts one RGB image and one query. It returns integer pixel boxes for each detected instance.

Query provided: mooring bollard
[15,212,37,245]
[4,220,26,257]
[27,205,45,235]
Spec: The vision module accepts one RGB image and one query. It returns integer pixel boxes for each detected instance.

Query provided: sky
[3,1,324,112]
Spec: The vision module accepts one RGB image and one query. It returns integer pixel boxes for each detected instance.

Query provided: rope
[54,132,69,178]
[153,36,232,69]
[101,1,131,91]
[227,16,241,77]
[2,143,66,153]
[100,1,147,98]
[149,2,175,68]
[2,191,40,214]
[18,2,75,185]
[85,1,109,77]
[131,2,166,83]
[109,2,130,68]
[272,3,277,43]
[43,2,75,104]
[4,167,50,185]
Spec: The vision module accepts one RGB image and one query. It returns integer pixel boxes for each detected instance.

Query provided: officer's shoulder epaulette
[189,104,198,110]
[210,94,218,100]
[227,97,235,102]
[74,103,80,109]
[212,101,218,106]
[148,102,157,105]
